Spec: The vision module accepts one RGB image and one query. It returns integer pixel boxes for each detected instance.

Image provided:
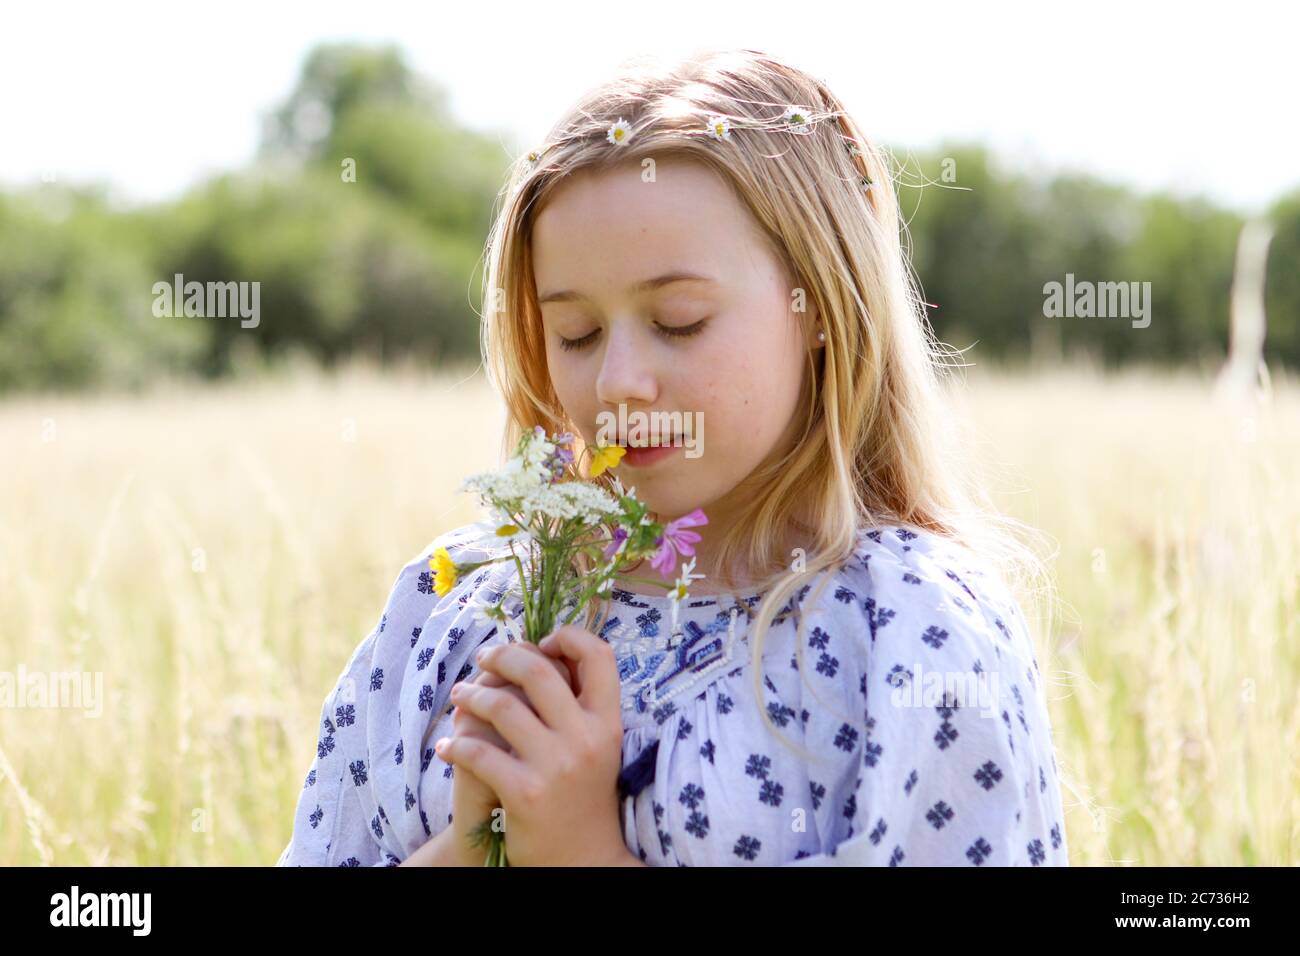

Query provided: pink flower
[649,508,708,577]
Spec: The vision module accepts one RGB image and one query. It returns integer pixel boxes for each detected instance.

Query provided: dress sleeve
[785,532,1069,866]
[275,522,491,868]
[275,629,399,867]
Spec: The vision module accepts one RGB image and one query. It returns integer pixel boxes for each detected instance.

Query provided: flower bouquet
[429,426,707,865]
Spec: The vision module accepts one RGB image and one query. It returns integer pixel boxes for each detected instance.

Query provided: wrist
[402,826,479,867]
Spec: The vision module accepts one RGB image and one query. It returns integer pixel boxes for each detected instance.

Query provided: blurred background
[0,1,1295,865]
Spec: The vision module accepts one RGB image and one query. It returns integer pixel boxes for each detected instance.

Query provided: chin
[628,483,689,517]
[635,481,718,521]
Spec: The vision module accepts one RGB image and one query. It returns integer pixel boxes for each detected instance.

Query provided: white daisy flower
[608,474,637,501]
[502,612,522,645]
[489,510,531,547]
[470,595,509,627]
[781,105,815,133]
[667,556,706,631]
[704,115,731,141]
[606,118,634,146]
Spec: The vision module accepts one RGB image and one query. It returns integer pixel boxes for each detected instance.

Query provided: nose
[595,322,659,409]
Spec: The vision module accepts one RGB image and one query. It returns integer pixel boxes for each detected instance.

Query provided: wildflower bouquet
[429,426,707,865]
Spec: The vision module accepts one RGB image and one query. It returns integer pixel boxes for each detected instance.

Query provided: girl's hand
[435,625,630,866]
[433,651,574,866]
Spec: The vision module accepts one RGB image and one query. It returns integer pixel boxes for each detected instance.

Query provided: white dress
[276,518,1070,866]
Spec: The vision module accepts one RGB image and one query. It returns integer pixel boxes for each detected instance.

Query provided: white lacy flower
[460,458,548,504]
[529,481,622,524]
[462,472,619,528]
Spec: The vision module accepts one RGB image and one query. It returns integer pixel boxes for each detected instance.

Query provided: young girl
[277,48,1069,867]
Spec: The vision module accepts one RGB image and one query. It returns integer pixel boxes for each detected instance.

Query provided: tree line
[1,43,1296,392]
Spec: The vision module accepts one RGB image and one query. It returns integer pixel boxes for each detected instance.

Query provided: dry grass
[0,361,1295,865]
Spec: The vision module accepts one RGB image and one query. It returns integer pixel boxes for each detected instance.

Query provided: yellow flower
[589,444,626,477]
[429,547,457,597]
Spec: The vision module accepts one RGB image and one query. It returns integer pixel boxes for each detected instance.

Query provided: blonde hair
[479,48,1057,769]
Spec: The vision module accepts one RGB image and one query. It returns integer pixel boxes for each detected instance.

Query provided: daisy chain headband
[519,104,874,192]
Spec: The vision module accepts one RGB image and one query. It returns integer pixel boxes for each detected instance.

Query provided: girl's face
[531,155,817,531]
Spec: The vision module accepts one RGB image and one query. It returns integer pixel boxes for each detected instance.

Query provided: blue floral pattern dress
[276,519,1069,866]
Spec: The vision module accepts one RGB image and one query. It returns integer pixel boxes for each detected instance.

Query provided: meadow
[0,361,1295,865]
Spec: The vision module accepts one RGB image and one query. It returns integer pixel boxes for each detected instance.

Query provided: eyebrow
[537,271,715,305]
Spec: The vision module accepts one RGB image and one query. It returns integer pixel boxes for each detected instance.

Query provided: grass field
[1,362,1295,865]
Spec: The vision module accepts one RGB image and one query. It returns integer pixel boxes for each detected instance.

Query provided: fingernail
[434,737,449,753]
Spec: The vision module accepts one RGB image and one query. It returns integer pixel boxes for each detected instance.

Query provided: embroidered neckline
[608,585,765,609]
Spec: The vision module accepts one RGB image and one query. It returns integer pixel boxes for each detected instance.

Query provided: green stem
[509,547,534,642]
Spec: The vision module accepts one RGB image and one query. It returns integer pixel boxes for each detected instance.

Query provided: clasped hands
[433,625,637,866]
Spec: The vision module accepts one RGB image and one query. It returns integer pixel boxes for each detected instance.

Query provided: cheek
[693,360,793,462]
[706,325,802,430]
[546,348,594,420]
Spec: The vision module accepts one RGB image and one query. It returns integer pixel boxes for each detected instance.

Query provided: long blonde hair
[479,48,1057,768]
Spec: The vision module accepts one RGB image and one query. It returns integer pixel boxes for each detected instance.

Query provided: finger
[468,673,563,726]
[456,682,554,753]
[476,643,583,737]
[475,650,574,692]
[449,742,501,820]
[536,625,619,715]
[448,719,504,817]
[435,732,528,806]
[453,706,512,753]
[450,682,552,762]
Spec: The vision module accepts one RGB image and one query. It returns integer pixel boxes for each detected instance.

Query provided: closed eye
[558,329,600,352]
[657,318,708,339]
[557,319,709,352]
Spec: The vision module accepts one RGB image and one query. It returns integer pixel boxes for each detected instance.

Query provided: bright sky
[3,0,1295,214]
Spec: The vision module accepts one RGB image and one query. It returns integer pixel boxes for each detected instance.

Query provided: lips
[620,442,680,468]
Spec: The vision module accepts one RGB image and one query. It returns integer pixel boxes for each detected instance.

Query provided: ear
[786,273,823,349]
[805,307,825,351]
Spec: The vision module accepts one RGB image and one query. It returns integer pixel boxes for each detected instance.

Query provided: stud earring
[816,329,826,343]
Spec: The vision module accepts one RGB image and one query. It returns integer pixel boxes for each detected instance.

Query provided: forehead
[531,157,771,292]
